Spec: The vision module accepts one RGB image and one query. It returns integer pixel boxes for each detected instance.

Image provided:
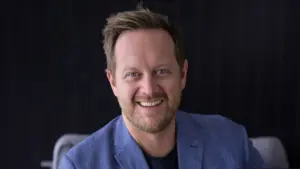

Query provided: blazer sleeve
[58,154,76,169]
[241,126,265,169]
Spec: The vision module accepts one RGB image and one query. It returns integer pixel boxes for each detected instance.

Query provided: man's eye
[156,69,170,75]
[126,72,139,77]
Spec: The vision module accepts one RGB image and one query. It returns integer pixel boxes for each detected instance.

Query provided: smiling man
[59,8,264,169]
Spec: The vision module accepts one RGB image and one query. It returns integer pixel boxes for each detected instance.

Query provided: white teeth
[139,100,162,107]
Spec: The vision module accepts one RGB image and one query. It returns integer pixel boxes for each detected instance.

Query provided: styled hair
[102,7,185,74]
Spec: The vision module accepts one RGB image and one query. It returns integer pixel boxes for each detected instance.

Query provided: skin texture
[106,29,188,157]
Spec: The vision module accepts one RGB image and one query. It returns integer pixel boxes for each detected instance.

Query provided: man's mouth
[137,100,164,107]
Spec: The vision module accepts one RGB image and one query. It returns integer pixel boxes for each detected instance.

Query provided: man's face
[107,29,188,133]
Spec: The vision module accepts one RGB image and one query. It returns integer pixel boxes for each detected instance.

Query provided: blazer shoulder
[185,112,263,167]
[65,115,121,168]
[189,113,244,132]
[185,112,248,144]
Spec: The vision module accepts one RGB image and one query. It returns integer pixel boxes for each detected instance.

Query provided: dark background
[2,0,300,169]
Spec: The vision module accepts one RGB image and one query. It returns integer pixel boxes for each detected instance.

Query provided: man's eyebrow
[122,67,138,72]
[155,64,171,68]
[121,64,171,72]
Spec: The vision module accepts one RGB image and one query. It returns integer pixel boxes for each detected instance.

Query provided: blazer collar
[113,111,204,169]
[176,111,204,169]
[113,115,150,169]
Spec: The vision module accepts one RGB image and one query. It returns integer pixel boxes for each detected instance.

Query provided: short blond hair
[102,8,185,74]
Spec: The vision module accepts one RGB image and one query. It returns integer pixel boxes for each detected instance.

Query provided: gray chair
[250,136,289,168]
[52,134,89,169]
[42,134,289,169]
[40,134,89,169]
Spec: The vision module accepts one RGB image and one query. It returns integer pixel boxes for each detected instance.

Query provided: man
[59,8,264,169]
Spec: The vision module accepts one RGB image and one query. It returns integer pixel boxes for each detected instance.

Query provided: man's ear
[181,59,188,90]
[106,69,118,97]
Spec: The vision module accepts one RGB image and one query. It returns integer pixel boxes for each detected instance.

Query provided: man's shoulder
[180,111,264,168]
[65,115,122,167]
[185,111,242,128]
[180,111,246,138]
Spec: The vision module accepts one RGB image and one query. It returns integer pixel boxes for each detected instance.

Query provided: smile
[137,100,163,107]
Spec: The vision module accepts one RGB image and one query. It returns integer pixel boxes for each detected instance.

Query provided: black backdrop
[3,0,300,169]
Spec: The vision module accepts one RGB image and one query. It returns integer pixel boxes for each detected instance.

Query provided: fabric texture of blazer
[59,110,264,169]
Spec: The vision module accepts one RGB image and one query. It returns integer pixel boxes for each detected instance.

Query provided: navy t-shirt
[143,145,178,169]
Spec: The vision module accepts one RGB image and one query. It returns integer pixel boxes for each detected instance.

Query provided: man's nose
[140,75,157,96]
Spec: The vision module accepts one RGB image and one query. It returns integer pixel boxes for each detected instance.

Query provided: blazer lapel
[113,111,206,169]
[176,111,204,169]
[114,116,149,169]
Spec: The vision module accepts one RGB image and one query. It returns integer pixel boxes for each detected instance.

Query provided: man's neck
[124,116,176,157]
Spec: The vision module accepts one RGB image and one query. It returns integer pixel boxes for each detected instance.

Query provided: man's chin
[136,115,175,134]
[136,123,168,134]
[122,107,176,133]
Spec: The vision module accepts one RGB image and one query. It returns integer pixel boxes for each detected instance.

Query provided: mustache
[134,92,167,101]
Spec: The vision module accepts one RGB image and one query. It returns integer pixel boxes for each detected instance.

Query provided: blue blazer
[59,111,264,169]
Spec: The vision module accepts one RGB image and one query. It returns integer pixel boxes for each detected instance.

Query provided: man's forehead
[114,29,174,50]
[113,29,177,71]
